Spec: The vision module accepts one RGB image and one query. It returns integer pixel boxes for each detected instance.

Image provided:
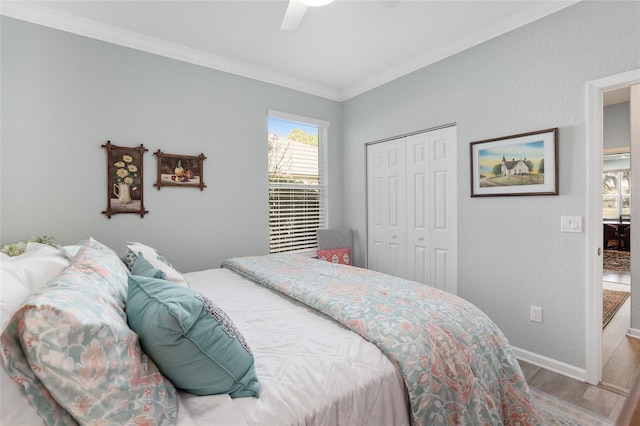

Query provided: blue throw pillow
[126,275,260,398]
[130,253,166,279]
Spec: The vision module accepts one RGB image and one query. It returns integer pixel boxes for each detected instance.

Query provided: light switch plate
[561,216,582,233]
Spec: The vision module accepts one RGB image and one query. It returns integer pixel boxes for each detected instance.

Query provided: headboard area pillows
[0,243,71,328]
[317,247,351,265]
[1,242,71,291]
[124,242,190,287]
[1,238,178,425]
[130,252,167,279]
[126,274,260,398]
[1,242,72,426]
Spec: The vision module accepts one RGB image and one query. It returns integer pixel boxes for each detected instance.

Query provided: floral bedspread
[222,254,541,425]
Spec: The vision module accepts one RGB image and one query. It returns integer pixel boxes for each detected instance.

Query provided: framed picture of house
[154,150,207,190]
[470,128,558,197]
[102,141,149,218]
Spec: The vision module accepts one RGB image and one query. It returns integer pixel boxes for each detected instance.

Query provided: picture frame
[102,141,148,218]
[154,150,207,191]
[470,128,558,197]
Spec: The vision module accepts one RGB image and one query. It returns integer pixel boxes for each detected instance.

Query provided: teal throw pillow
[131,253,166,279]
[126,275,260,398]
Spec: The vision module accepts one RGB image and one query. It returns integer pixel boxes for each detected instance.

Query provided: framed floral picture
[154,150,207,191]
[102,141,148,218]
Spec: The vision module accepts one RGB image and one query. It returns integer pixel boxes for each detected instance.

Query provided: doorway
[586,69,640,386]
[601,116,633,391]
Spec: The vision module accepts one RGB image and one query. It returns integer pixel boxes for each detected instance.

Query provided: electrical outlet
[530,305,543,323]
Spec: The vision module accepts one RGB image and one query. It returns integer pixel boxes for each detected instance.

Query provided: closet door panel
[433,248,448,290]
[387,241,404,278]
[369,240,386,273]
[410,245,429,285]
[406,133,430,284]
[385,139,407,275]
[429,127,457,293]
[367,144,388,274]
[367,139,406,275]
[386,139,406,239]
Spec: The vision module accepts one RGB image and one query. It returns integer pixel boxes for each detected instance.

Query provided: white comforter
[175,268,410,426]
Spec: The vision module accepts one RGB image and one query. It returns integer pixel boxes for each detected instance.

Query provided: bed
[1,238,541,425]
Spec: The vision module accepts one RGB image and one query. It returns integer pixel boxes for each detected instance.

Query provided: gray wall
[604,102,631,150]
[342,1,640,368]
[603,102,631,171]
[0,17,343,273]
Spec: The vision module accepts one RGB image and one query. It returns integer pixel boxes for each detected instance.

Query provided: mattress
[176,268,410,426]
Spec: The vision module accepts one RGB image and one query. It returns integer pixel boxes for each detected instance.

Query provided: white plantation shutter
[268,111,328,255]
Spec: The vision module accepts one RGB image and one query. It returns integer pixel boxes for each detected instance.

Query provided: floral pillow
[124,242,189,287]
[1,242,72,426]
[317,247,351,265]
[0,238,177,425]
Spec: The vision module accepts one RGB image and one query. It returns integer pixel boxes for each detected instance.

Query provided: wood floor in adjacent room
[517,271,640,422]
[602,272,640,394]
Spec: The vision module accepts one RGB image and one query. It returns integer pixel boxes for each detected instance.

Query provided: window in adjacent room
[267,110,328,255]
[603,152,631,220]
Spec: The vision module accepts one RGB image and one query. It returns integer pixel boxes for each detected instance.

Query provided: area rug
[532,388,614,425]
[603,288,630,328]
[603,249,630,272]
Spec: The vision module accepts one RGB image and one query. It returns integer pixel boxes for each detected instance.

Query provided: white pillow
[124,242,189,287]
[0,270,31,330]
[0,242,71,293]
[61,244,82,259]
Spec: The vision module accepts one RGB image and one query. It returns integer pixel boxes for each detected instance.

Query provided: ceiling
[604,87,631,106]
[1,0,579,101]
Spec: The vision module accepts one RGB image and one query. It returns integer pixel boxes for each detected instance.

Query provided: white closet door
[367,138,406,276]
[367,142,387,274]
[428,126,457,293]
[406,132,430,284]
[366,125,457,294]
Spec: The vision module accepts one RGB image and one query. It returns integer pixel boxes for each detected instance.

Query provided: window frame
[603,150,631,221]
[267,110,329,256]
[603,168,631,220]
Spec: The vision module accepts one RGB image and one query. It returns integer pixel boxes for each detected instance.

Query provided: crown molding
[343,0,580,100]
[1,1,579,102]
[0,1,344,101]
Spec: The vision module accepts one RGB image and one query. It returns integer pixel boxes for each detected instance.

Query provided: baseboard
[627,327,640,339]
[512,346,587,382]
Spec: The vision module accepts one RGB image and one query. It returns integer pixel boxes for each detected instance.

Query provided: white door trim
[586,68,640,385]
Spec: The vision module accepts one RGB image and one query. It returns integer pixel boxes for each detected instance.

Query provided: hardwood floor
[602,273,640,393]
[516,271,640,422]
[602,300,639,392]
[519,359,627,421]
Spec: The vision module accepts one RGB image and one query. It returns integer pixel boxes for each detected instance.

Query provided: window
[603,169,631,220]
[267,111,328,254]
[602,152,631,220]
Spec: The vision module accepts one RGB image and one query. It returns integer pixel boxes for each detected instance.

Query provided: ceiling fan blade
[281,0,308,31]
